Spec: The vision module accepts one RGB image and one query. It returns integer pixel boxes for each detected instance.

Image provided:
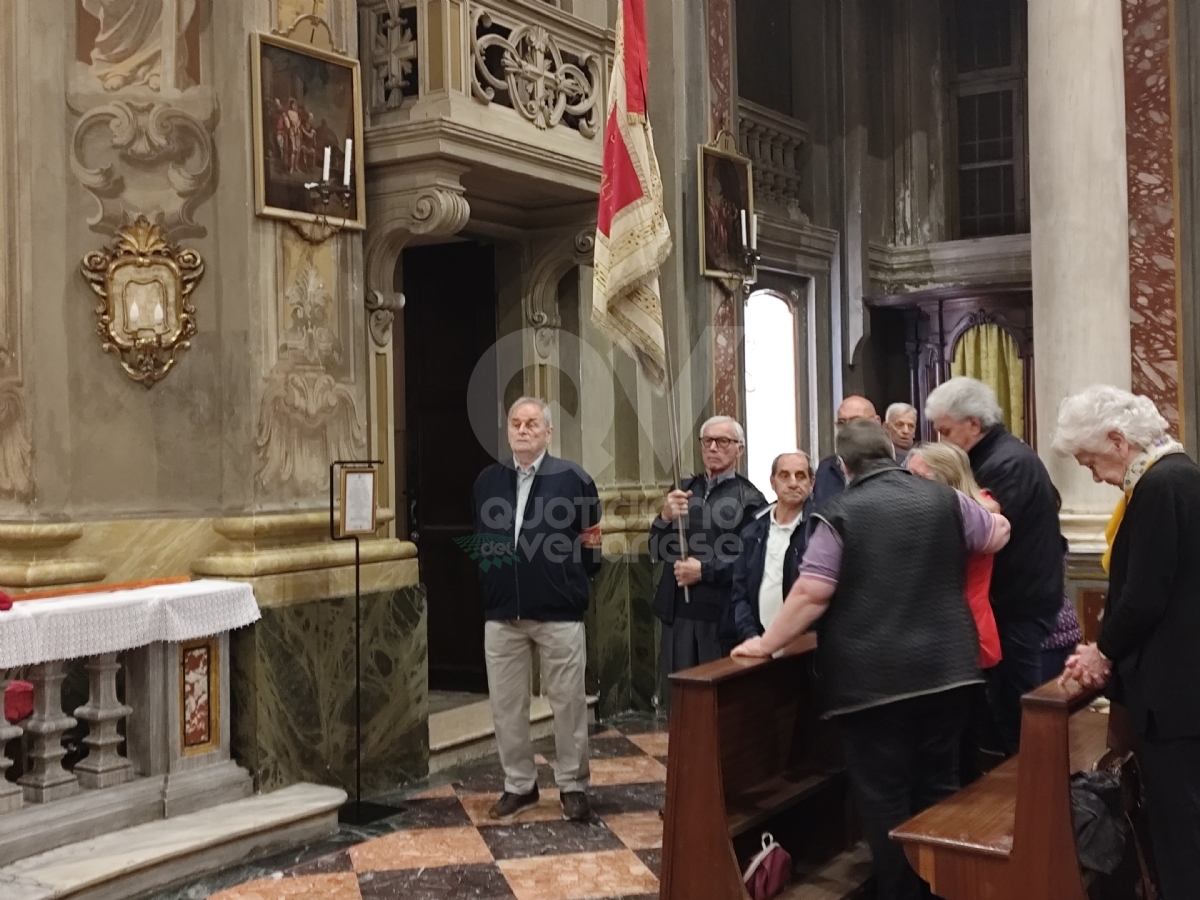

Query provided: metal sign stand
[330,459,401,826]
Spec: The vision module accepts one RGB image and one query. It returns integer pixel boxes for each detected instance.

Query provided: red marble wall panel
[712,286,740,417]
[707,0,740,418]
[1123,0,1183,434]
[183,643,213,748]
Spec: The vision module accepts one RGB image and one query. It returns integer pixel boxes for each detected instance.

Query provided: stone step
[429,695,598,774]
[0,783,345,900]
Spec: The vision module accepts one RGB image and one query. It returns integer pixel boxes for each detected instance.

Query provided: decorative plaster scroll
[281,260,340,366]
[411,187,472,235]
[365,290,405,347]
[255,366,367,491]
[70,100,215,238]
[471,9,600,137]
[0,381,32,501]
[370,1,418,112]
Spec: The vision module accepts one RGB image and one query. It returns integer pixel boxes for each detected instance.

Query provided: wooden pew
[659,635,870,900]
[891,679,1117,900]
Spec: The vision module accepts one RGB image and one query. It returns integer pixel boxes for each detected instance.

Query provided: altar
[0,580,261,865]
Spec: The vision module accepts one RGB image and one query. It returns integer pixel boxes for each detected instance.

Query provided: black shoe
[561,790,590,822]
[488,787,539,820]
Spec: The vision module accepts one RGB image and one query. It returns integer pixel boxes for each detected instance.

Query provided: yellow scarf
[1101,493,1127,574]
[1101,437,1185,573]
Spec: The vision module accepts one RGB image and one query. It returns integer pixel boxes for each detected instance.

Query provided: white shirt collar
[770,504,803,530]
[514,450,547,476]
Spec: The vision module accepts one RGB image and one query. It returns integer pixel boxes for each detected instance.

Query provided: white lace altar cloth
[0,579,260,668]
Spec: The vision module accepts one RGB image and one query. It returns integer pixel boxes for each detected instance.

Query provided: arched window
[744,291,799,500]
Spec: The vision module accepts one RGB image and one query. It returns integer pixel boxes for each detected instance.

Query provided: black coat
[968,426,1064,624]
[650,472,767,624]
[1099,452,1200,739]
[471,454,601,622]
[727,499,813,645]
[812,455,846,510]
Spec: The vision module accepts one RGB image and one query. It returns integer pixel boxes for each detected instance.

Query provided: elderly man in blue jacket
[725,451,814,651]
[471,397,601,823]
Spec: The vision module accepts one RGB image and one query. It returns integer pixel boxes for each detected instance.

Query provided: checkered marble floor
[209,723,670,900]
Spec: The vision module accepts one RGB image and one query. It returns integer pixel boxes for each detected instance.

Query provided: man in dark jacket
[727,451,814,650]
[926,376,1064,754]
[812,396,881,508]
[650,415,766,691]
[472,397,601,823]
[732,419,1011,900]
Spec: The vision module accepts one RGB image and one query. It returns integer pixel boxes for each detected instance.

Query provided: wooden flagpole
[659,291,690,605]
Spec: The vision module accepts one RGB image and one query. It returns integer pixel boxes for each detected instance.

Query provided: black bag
[1070,768,1128,875]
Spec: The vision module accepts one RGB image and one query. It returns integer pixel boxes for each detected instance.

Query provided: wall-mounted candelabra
[739,208,761,294]
[292,140,356,244]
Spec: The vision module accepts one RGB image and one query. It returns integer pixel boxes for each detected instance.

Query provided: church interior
[0,0,1195,897]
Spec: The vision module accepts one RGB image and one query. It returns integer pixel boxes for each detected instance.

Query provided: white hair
[885,402,916,424]
[700,415,745,444]
[508,396,552,428]
[1052,385,1169,456]
[924,377,1004,429]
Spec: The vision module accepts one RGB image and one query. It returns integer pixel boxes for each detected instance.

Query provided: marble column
[1028,0,1131,550]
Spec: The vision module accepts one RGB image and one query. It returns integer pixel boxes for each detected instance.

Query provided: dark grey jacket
[814,460,982,717]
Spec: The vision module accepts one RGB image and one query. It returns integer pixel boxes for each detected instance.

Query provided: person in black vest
[650,415,766,691]
[471,397,601,823]
[732,419,1011,900]
[812,395,881,508]
[1056,385,1200,900]
[726,450,814,652]
[925,376,1064,755]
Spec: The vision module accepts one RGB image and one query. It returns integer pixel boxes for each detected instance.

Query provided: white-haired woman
[1054,385,1200,899]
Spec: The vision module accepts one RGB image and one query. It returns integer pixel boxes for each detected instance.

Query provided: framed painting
[251,32,366,230]
[698,142,754,279]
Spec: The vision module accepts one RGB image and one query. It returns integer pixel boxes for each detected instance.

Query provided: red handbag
[743,832,792,900]
[4,681,32,724]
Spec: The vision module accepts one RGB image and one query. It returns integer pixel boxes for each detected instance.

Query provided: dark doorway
[403,242,498,693]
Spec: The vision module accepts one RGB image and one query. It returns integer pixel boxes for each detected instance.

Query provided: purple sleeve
[798,521,843,585]
[958,492,996,554]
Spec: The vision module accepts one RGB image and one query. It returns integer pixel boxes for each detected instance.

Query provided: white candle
[751,213,758,250]
[153,303,164,326]
[343,139,353,187]
[322,146,331,183]
[740,209,748,247]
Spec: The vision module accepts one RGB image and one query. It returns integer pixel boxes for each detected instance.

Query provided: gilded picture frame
[251,32,367,230]
[698,141,754,280]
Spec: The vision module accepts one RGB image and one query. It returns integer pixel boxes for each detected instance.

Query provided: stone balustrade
[0,580,259,865]
[361,0,610,135]
[738,98,811,210]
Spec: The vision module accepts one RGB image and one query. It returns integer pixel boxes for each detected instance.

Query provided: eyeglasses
[700,436,741,449]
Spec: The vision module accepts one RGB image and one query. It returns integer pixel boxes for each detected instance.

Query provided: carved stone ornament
[371,0,418,112]
[80,216,203,388]
[365,290,406,347]
[471,10,600,136]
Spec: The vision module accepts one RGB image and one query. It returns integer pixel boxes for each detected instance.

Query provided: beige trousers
[484,620,590,795]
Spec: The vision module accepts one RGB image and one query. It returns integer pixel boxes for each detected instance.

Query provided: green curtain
[951,323,1025,441]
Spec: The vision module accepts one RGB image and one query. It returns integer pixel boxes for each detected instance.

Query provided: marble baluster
[17,661,79,803]
[73,653,133,789]
[0,680,23,812]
